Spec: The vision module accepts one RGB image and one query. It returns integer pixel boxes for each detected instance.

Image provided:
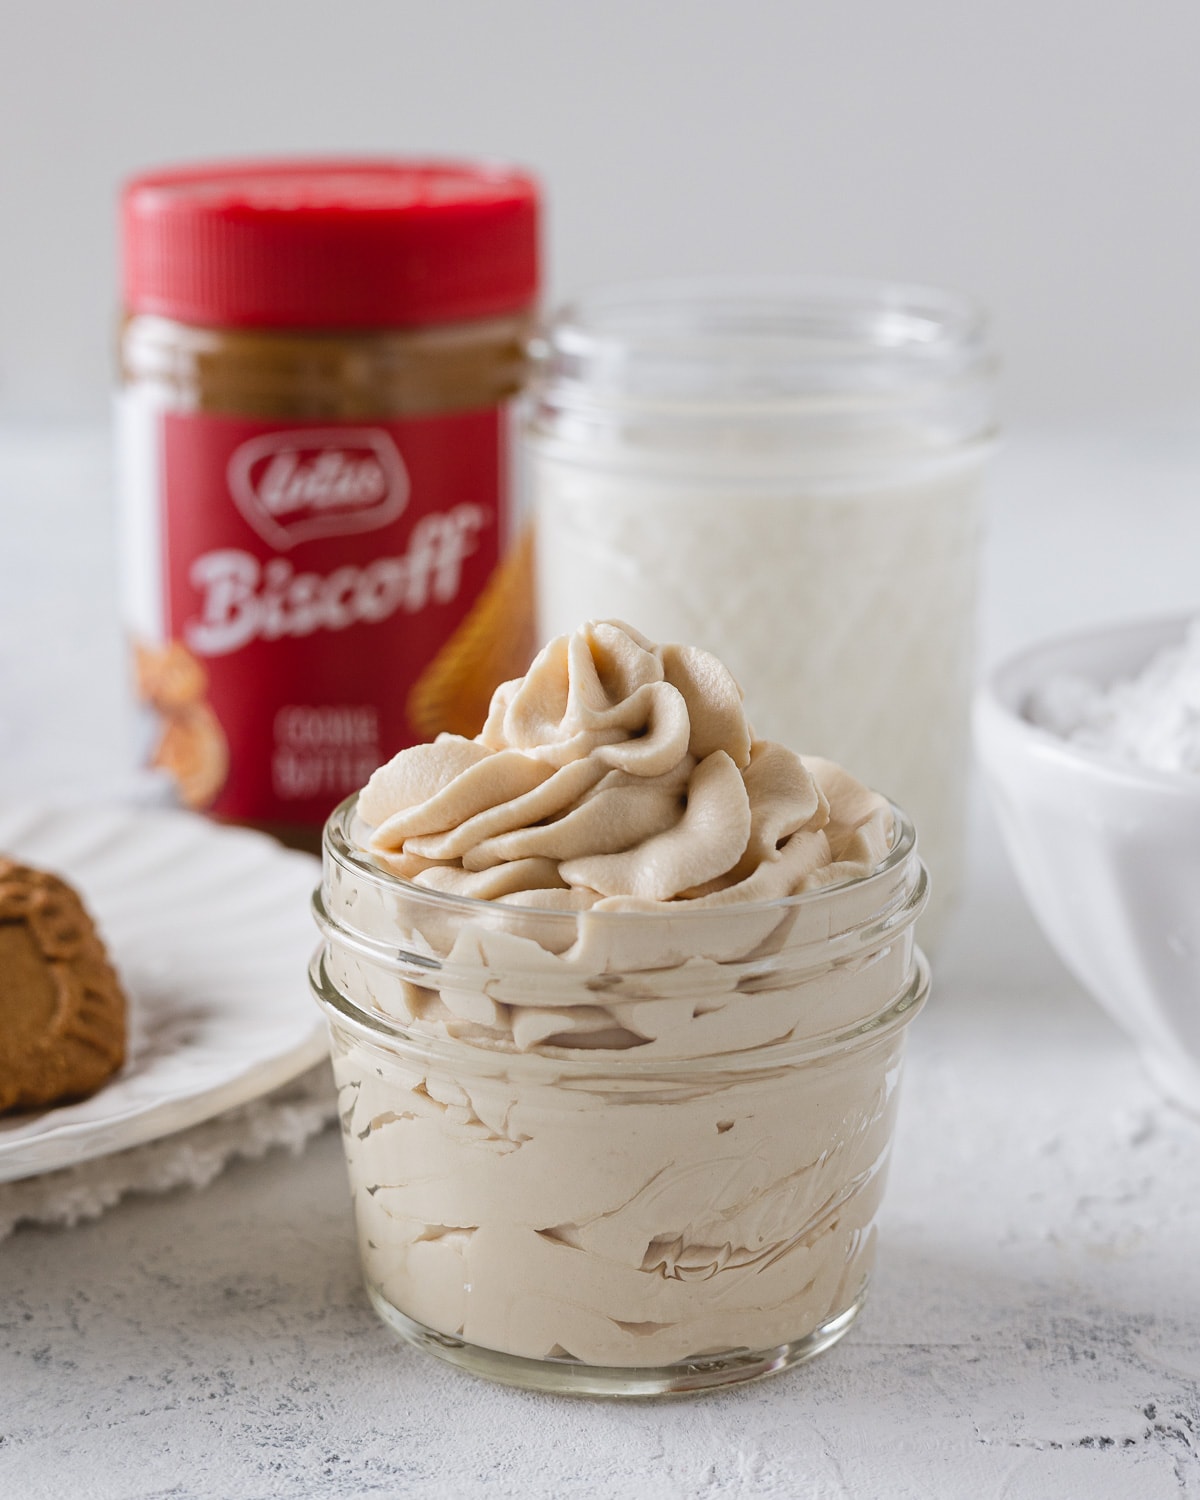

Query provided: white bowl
[974,612,1200,1113]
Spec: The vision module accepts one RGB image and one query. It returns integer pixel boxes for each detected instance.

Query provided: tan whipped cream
[359,618,892,908]
[320,620,924,1371]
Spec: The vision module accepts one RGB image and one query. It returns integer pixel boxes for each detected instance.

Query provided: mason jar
[311,791,929,1396]
[523,278,996,942]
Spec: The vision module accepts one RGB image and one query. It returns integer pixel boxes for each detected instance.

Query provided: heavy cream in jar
[524,280,996,940]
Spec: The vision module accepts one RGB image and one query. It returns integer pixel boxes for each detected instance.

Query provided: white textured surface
[1,424,1200,1497]
[0,1063,335,1240]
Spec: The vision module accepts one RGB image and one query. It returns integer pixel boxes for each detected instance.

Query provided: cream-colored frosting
[359,619,892,908]
[329,1022,907,1368]
[321,621,924,1373]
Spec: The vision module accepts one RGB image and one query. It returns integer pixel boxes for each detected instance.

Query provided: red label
[137,409,508,826]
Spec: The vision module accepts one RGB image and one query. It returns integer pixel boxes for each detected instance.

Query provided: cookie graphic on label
[135,637,209,710]
[134,638,230,810]
[407,527,538,739]
[151,702,230,811]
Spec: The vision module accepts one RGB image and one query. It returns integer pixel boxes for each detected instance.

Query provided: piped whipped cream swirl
[322,622,926,1372]
[358,620,892,907]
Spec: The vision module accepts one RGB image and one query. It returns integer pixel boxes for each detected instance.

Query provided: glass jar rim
[532,275,995,406]
[309,944,929,1080]
[322,789,920,928]
[315,792,928,1074]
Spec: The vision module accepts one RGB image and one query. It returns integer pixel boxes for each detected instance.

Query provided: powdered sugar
[1030,618,1200,774]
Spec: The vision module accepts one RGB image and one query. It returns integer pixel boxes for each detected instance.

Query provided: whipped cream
[316,621,926,1380]
[359,619,893,910]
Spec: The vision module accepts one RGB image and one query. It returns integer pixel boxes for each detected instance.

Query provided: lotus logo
[227,428,409,550]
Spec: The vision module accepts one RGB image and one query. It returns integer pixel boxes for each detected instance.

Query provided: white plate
[0,801,327,1182]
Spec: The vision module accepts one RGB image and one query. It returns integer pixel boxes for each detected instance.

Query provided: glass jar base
[365,1282,868,1397]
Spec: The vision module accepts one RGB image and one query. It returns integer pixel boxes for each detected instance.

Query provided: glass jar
[117,159,539,849]
[523,278,996,942]
[311,792,929,1396]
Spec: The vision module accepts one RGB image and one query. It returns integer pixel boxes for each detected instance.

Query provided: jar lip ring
[532,275,994,401]
[310,945,930,1077]
[549,273,989,342]
[313,852,927,984]
[322,791,920,927]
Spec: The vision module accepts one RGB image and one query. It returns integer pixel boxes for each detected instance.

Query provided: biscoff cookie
[0,859,127,1113]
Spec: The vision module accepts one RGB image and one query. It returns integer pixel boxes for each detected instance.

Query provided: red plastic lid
[122,158,540,330]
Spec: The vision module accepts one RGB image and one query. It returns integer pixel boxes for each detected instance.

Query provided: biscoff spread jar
[117,158,539,846]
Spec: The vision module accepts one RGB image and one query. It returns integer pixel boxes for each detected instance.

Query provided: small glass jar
[311,793,929,1396]
[523,279,996,942]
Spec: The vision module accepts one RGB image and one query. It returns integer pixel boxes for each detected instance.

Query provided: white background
[3,0,1200,424]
